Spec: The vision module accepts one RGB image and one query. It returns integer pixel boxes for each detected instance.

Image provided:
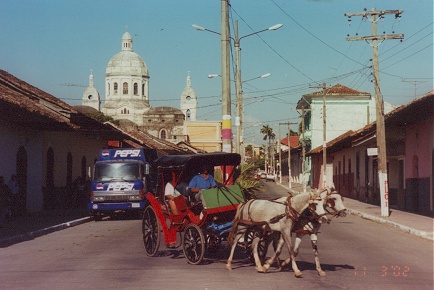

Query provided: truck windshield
[94,163,140,182]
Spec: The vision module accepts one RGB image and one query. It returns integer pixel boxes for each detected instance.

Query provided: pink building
[307,91,433,216]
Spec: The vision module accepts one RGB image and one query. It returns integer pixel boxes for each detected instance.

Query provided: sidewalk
[279,182,434,242]
[1,184,433,248]
[0,207,91,247]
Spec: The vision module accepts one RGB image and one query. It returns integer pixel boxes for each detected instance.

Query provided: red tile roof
[310,83,370,96]
[280,136,299,148]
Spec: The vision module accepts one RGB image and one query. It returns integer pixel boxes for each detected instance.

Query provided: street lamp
[234,20,282,158]
[193,22,282,155]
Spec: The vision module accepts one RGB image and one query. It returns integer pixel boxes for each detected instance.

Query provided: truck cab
[89,148,157,221]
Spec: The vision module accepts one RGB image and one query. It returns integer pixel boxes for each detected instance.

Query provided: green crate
[201,184,245,209]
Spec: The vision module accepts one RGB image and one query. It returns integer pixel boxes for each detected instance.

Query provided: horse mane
[292,191,318,213]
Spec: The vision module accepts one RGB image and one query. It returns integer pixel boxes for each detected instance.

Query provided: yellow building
[184,120,222,152]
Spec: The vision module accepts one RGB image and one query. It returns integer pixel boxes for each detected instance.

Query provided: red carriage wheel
[142,205,161,257]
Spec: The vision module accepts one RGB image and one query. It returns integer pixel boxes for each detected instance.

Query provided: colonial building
[82,71,100,111]
[180,72,198,121]
[296,84,396,186]
[101,31,150,126]
[0,69,197,213]
[83,31,221,152]
[307,92,433,216]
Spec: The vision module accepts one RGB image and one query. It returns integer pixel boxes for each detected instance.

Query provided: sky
[1,0,432,144]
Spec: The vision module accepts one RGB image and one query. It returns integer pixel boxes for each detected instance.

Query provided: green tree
[84,111,119,125]
[234,162,262,200]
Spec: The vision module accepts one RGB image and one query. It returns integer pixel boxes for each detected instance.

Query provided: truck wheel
[142,206,160,256]
[93,211,102,222]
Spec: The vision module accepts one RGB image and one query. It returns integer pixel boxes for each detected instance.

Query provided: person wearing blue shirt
[188,165,216,203]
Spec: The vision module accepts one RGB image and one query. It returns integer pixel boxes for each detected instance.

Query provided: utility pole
[278,125,282,183]
[265,135,269,174]
[301,106,306,193]
[221,0,232,153]
[309,83,329,189]
[345,8,404,217]
[234,20,242,156]
[279,122,297,188]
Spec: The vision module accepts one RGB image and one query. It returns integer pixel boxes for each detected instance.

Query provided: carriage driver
[188,164,216,205]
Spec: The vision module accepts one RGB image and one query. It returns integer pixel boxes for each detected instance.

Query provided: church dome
[106,51,148,76]
[106,31,149,77]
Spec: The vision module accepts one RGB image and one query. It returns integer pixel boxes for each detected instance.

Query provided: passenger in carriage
[188,165,216,205]
[164,181,181,215]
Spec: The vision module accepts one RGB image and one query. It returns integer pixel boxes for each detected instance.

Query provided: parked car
[266,172,276,182]
[254,170,266,180]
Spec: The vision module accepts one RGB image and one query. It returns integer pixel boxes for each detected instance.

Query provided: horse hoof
[255,266,264,273]
[318,271,326,277]
[225,264,232,271]
[295,271,303,277]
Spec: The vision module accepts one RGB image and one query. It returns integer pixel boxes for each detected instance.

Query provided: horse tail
[228,202,245,245]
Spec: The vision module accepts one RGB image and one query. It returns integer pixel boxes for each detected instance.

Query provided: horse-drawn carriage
[142,152,252,265]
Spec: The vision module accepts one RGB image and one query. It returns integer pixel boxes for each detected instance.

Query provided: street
[0,181,432,290]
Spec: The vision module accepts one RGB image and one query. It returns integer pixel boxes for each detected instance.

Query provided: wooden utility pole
[301,106,306,193]
[221,0,232,153]
[310,83,329,189]
[345,8,404,216]
[279,122,297,188]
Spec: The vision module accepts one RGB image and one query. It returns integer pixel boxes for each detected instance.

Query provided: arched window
[142,84,145,96]
[123,82,128,94]
[186,109,191,121]
[114,82,118,94]
[134,83,138,95]
[160,130,167,139]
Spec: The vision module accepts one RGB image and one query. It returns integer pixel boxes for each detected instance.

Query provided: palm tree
[260,125,275,172]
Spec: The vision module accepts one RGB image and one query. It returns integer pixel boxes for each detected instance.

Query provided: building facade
[180,72,198,121]
[102,31,150,127]
[307,92,433,216]
[296,83,396,186]
[83,31,220,152]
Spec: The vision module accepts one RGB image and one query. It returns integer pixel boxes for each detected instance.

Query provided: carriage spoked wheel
[244,228,267,264]
[142,206,161,257]
[183,224,205,265]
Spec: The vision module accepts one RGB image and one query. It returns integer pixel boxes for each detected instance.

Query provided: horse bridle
[323,192,346,219]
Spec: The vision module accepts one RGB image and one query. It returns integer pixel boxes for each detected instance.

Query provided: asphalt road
[0,181,432,290]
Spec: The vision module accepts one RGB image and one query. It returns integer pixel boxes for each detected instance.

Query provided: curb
[0,216,92,248]
[346,208,433,241]
[276,182,433,242]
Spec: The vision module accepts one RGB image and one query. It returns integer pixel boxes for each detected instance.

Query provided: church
[81,31,222,152]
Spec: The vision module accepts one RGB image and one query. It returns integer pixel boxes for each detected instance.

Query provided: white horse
[266,188,347,276]
[226,190,328,276]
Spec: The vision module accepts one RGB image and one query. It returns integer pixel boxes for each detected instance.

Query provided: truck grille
[103,195,129,202]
